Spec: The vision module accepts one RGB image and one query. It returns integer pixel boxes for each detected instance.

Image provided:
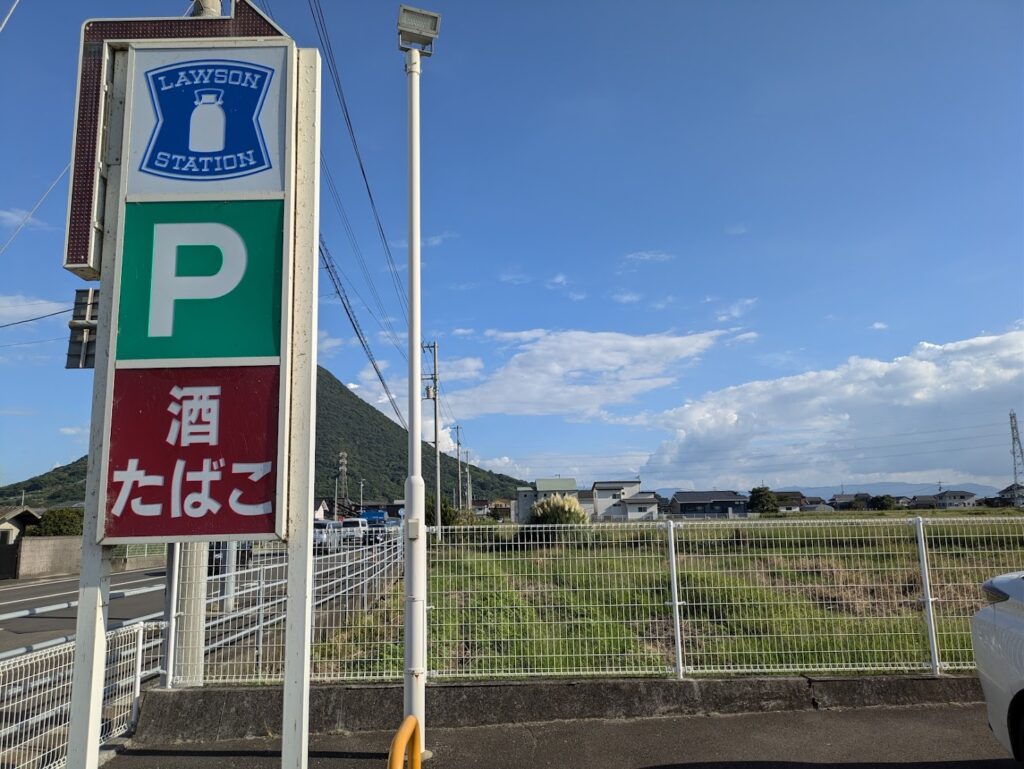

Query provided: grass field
[312,516,1024,681]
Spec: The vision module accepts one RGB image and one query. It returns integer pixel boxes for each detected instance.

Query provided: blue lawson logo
[140,59,274,181]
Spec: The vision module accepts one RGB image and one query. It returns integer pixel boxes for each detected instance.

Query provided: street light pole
[398,7,439,755]
[359,478,365,511]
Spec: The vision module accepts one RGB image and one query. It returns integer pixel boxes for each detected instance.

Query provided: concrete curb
[133,675,983,745]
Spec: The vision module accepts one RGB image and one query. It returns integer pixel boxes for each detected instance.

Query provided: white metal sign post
[63,4,319,769]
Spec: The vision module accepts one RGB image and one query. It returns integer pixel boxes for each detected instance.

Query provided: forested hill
[0,366,523,508]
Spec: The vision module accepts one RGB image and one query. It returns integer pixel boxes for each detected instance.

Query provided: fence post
[162,543,180,689]
[666,521,685,679]
[914,516,941,676]
[255,565,266,669]
[130,623,145,729]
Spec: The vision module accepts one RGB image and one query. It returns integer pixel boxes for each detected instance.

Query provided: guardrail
[0,622,164,769]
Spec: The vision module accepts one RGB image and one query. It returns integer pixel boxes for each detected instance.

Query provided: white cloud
[391,230,458,249]
[640,330,1024,490]
[0,295,67,324]
[716,297,757,322]
[452,327,475,337]
[612,291,642,304]
[484,328,549,343]
[318,329,344,355]
[725,224,748,236]
[448,328,724,419]
[444,357,485,382]
[545,273,569,289]
[568,292,587,302]
[0,209,47,230]
[624,250,673,263]
[654,296,675,310]
[728,331,760,344]
[871,321,889,331]
[499,270,531,285]
[59,426,88,437]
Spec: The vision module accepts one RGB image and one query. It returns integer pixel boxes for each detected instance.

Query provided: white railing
[0,622,164,769]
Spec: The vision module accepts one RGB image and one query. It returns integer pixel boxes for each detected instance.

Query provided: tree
[28,508,84,537]
[530,494,587,525]
[748,486,779,516]
[869,495,895,511]
[849,497,868,511]
[426,496,476,526]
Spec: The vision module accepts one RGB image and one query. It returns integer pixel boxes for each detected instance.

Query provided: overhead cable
[319,237,407,429]
[306,0,409,326]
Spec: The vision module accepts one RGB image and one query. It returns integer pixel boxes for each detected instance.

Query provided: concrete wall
[16,536,166,579]
[18,536,83,579]
[134,676,983,744]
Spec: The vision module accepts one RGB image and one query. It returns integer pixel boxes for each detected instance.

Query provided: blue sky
[1,0,1022,498]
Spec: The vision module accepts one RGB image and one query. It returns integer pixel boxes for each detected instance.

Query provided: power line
[0,336,64,349]
[0,308,71,329]
[319,237,407,429]
[321,163,406,359]
[306,0,408,327]
[0,0,22,34]
[0,163,70,258]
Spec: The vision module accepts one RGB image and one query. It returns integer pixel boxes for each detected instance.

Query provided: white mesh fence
[157,517,1023,683]
[0,622,163,769]
[169,531,404,686]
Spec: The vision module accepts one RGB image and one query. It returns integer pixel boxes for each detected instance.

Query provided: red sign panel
[104,366,280,539]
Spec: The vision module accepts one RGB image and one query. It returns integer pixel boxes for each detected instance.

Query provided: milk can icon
[189,89,226,153]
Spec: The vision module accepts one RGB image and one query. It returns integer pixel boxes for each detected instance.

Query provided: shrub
[28,508,84,537]
[529,494,588,525]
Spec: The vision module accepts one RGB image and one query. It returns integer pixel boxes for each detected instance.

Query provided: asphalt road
[110,704,1014,769]
[0,568,168,654]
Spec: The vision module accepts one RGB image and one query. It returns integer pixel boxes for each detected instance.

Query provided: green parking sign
[116,199,284,361]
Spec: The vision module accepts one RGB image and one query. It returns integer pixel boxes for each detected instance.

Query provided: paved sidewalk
[109,704,1013,769]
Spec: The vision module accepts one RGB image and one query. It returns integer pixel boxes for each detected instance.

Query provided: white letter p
[148,223,247,337]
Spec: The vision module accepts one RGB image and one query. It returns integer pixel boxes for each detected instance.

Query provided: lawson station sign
[98,40,296,543]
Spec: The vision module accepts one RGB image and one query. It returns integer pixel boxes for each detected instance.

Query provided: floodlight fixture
[398,5,441,55]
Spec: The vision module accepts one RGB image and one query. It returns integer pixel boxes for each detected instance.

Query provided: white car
[972,571,1024,760]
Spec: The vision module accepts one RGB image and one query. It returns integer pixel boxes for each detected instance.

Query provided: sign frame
[96,37,298,544]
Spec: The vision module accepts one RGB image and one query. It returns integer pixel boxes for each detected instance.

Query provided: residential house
[577,489,595,519]
[799,503,834,513]
[0,506,41,543]
[774,491,806,513]
[894,496,912,508]
[514,478,579,523]
[488,500,512,521]
[804,496,826,506]
[829,493,871,510]
[668,491,749,518]
[910,495,938,509]
[997,483,1024,507]
[622,492,660,521]
[592,480,642,520]
[934,490,976,509]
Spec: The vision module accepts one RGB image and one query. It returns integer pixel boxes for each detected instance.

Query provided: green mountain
[0,367,523,509]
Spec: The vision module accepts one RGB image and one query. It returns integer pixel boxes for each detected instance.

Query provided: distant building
[622,492,660,521]
[894,496,912,508]
[774,491,806,513]
[910,495,938,509]
[799,503,834,513]
[934,490,976,509]
[829,493,871,510]
[577,489,595,519]
[997,484,1024,507]
[592,480,642,520]
[0,506,41,543]
[668,491,749,518]
[514,478,579,523]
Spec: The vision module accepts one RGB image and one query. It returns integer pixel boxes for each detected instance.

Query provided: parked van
[340,517,369,545]
[313,520,341,554]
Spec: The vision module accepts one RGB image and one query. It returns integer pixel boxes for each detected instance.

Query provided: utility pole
[1011,411,1024,507]
[465,455,472,514]
[423,341,441,537]
[455,425,462,510]
[333,451,347,518]
[359,478,365,511]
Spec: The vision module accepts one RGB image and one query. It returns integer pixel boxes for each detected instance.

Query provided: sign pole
[280,46,320,769]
